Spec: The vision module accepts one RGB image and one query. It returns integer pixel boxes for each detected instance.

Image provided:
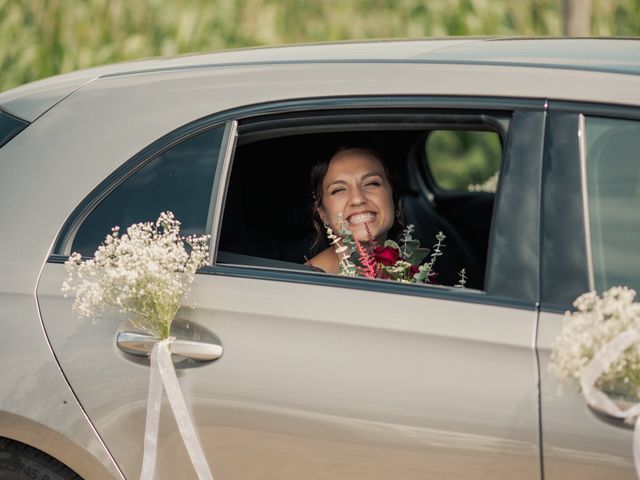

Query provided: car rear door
[187,103,547,479]
[538,104,640,479]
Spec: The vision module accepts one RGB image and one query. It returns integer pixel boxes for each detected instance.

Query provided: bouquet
[62,211,210,339]
[549,286,640,401]
[325,215,467,287]
[63,212,215,479]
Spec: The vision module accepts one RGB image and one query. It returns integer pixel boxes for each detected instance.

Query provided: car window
[425,130,502,192]
[0,110,28,149]
[70,125,226,257]
[585,116,640,292]
[217,110,512,291]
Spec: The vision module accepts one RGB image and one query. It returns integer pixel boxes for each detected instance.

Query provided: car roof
[2,38,639,122]
[121,38,640,76]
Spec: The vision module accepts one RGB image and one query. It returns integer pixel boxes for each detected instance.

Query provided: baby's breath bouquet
[62,211,210,339]
[550,286,640,401]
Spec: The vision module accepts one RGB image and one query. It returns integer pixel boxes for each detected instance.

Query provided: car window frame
[51,119,235,257]
[542,101,640,313]
[49,95,546,310]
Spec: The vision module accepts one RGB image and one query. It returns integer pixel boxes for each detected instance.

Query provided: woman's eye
[330,187,346,195]
[365,181,381,187]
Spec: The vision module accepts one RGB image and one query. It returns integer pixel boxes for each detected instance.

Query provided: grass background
[1,0,639,92]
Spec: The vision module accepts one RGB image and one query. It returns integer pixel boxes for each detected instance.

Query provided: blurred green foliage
[1,0,639,92]
[426,130,502,191]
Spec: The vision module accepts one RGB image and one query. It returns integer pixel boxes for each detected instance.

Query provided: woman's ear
[317,207,327,225]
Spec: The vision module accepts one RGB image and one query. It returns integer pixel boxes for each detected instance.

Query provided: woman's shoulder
[306,247,337,274]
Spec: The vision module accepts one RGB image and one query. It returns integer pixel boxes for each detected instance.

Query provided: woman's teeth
[348,213,375,224]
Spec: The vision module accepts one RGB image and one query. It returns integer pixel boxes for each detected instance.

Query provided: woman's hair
[309,146,405,251]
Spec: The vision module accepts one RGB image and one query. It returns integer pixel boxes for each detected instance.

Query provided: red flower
[409,264,420,276]
[373,246,401,266]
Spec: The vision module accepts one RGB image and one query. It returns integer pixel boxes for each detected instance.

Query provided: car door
[37,100,545,480]
[538,105,640,479]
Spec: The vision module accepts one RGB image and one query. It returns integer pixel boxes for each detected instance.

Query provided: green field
[1,0,639,92]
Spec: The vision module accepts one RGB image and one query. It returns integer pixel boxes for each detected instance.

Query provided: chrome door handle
[116,331,223,361]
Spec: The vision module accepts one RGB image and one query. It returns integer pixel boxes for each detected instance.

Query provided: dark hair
[309,147,405,251]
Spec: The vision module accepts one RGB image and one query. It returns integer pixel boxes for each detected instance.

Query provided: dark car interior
[218,109,508,290]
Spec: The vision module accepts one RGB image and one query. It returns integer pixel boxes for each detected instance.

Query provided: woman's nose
[349,186,366,205]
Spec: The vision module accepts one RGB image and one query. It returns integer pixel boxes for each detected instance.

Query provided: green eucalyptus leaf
[407,248,429,266]
[401,239,420,258]
[384,239,400,250]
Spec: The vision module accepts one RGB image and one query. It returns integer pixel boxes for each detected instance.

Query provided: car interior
[218,109,509,290]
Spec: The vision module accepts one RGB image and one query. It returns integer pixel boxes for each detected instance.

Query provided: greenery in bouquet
[326,215,467,287]
[62,211,210,340]
[549,286,640,401]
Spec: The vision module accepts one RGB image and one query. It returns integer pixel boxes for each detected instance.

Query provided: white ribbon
[579,329,640,479]
[140,338,214,480]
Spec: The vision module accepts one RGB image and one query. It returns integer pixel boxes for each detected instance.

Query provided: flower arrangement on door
[63,211,214,480]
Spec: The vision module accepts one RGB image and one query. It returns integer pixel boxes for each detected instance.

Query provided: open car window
[216,109,510,291]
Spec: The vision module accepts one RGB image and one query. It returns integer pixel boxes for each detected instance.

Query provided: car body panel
[0,59,162,122]
[537,311,635,479]
[536,103,639,479]
[0,411,121,480]
[38,268,540,479]
[2,37,639,122]
[0,292,124,479]
[414,38,640,75]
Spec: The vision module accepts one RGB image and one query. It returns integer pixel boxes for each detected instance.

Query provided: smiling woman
[308,147,400,274]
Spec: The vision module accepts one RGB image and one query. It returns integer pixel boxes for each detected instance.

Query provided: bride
[307,147,404,273]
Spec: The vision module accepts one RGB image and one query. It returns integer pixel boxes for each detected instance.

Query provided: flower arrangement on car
[325,215,467,287]
[550,286,640,478]
[62,211,214,480]
[62,211,210,339]
[550,286,640,401]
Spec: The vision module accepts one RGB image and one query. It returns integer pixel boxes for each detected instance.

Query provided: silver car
[1,38,640,479]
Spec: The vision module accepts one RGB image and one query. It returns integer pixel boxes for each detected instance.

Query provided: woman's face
[318,151,395,243]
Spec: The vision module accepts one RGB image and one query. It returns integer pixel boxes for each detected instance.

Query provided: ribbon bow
[580,329,640,479]
[140,338,214,480]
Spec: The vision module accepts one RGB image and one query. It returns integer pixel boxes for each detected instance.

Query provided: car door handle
[116,331,223,361]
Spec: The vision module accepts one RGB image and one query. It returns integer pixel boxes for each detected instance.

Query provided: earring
[395,210,401,218]
[323,220,330,229]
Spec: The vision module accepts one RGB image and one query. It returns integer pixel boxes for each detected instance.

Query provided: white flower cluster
[468,171,499,193]
[62,212,210,339]
[549,286,640,400]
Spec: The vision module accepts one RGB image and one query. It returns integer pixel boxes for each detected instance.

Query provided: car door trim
[203,264,536,310]
[577,113,596,292]
[46,253,534,310]
[207,120,237,265]
[484,110,546,302]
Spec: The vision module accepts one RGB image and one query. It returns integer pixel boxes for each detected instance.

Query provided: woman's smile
[318,150,394,243]
[347,211,376,225]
